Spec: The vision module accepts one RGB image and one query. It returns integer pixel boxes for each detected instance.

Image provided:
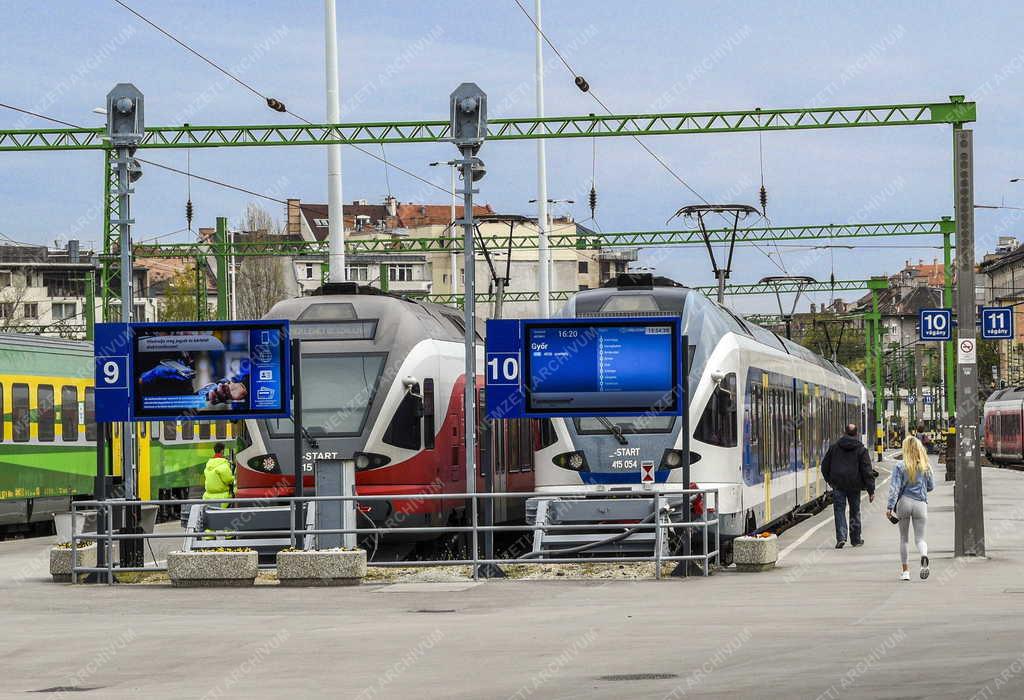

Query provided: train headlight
[353,452,391,471]
[247,454,281,474]
[553,451,590,472]
[660,449,684,470]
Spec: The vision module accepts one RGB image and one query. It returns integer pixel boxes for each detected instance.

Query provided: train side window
[181,421,195,440]
[520,419,532,471]
[8,386,24,438]
[199,421,211,440]
[215,420,227,440]
[537,418,558,450]
[422,378,435,449]
[508,420,522,471]
[61,386,79,442]
[84,387,96,441]
[694,372,737,447]
[383,385,422,450]
[37,385,55,442]
[163,421,177,442]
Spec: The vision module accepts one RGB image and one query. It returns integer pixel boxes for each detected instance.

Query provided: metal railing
[70,488,719,584]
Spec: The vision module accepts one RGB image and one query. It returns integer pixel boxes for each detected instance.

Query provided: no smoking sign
[957,337,976,364]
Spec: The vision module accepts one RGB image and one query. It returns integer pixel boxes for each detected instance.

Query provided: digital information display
[131,321,291,419]
[485,317,685,419]
[95,320,291,422]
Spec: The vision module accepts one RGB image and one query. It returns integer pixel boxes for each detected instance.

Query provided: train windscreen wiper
[596,416,628,445]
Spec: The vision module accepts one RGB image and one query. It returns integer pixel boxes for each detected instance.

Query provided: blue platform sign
[981,306,1014,340]
[485,317,686,419]
[919,308,952,341]
[94,323,133,422]
[93,320,291,423]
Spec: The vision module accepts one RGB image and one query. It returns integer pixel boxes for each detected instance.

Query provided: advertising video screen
[523,319,682,416]
[131,321,291,420]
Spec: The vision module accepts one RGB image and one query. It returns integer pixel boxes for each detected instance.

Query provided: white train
[535,275,872,563]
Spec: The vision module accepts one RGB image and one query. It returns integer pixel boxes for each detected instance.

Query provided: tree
[159,263,211,321]
[0,271,35,333]
[234,204,289,320]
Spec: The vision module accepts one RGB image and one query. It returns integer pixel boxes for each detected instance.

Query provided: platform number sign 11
[919,308,952,341]
[981,307,1014,340]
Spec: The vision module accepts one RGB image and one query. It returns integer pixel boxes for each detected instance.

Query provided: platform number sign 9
[94,323,132,422]
[102,360,121,385]
[919,308,952,341]
[981,307,1014,340]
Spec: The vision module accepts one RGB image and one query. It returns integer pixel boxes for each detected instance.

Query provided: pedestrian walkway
[2,461,1023,699]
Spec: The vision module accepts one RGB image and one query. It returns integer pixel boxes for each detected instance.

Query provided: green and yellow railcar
[0,334,230,532]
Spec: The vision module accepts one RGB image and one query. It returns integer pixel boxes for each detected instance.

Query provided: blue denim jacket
[886,461,934,511]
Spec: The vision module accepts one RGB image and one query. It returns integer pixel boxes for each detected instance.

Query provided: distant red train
[983,387,1024,463]
[233,285,541,555]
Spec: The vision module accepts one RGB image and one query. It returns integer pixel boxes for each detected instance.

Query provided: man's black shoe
[851,540,864,547]
[835,542,845,549]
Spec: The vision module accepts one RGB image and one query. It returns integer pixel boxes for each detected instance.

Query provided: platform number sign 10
[919,308,952,341]
[981,307,1014,340]
[486,354,520,384]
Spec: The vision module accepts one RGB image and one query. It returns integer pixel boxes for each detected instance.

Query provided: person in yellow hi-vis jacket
[203,442,234,508]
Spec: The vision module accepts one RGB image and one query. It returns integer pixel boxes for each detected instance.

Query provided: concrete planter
[167,550,258,587]
[733,534,778,572]
[49,543,97,583]
[276,549,367,587]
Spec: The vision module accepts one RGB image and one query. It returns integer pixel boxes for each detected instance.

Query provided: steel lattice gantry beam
[421,278,875,306]
[0,99,976,151]
[129,219,954,259]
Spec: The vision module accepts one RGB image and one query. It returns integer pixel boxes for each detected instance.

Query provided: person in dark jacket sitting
[821,424,876,548]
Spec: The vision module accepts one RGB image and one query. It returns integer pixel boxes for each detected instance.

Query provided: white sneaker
[920,556,930,580]
[900,570,911,581]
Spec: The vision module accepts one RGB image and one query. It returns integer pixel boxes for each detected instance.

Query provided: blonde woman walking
[886,436,934,581]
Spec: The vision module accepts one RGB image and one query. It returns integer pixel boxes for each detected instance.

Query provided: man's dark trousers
[833,489,861,544]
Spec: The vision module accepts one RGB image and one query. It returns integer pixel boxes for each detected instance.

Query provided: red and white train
[233,284,539,553]
[983,387,1024,463]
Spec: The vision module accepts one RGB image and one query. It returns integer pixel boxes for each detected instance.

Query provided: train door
[136,422,151,500]
[477,387,508,523]
[791,377,801,513]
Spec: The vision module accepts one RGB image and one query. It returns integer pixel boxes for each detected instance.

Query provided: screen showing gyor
[525,321,679,414]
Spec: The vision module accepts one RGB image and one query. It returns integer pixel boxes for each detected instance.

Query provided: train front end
[233,291,459,542]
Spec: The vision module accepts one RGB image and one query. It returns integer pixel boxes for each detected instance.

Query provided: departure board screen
[523,320,681,415]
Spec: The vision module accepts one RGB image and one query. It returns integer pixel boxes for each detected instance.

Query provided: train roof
[265,283,484,344]
[987,387,1024,403]
[563,274,861,385]
[0,333,91,354]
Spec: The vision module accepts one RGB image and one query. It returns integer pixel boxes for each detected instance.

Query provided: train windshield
[269,353,387,437]
[574,416,676,434]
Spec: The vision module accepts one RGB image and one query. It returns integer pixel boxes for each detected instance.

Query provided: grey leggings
[896,496,928,565]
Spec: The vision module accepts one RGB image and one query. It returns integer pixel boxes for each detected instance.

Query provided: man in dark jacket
[821,424,876,548]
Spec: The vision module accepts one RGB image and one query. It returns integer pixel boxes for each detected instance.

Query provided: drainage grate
[599,673,678,681]
[413,609,457,613]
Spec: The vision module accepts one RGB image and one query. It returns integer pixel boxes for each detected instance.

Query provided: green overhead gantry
[0,100,976,152]
[127,218,954,258]
[421,277,878,306]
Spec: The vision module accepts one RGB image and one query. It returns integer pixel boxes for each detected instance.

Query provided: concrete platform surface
[3,459,1024,699]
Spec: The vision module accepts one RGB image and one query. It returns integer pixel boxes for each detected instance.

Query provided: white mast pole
[535,0,550,317]
[325,0,345,282]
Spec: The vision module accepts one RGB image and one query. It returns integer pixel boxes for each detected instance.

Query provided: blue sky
[2,0,1023,312]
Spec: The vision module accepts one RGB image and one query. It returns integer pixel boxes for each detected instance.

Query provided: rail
[69,488,720,584]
